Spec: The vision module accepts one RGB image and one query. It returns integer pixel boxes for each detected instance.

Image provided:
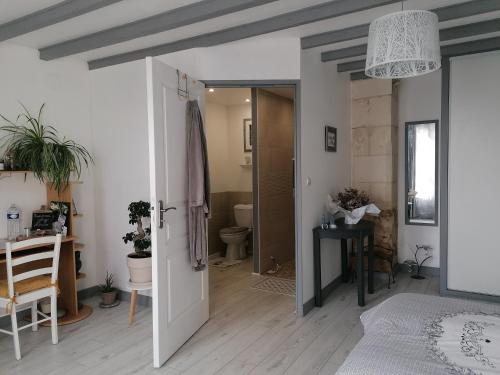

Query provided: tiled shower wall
[208,191,252,255]
[351,79,398,253]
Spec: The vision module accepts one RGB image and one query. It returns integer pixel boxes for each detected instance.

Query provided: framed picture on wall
[325,125,337,152]
[243,118,252,152]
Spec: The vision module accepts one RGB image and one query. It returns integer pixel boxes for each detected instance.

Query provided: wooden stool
[127,281,152,326]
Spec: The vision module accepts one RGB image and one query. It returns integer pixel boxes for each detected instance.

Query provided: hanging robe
[186,100,210,271]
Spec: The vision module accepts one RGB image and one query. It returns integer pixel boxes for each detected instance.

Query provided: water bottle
[7,204,20,241]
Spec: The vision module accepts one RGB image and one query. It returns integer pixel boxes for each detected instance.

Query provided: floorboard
[0,259,440,374]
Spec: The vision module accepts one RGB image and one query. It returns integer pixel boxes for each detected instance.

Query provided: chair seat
[0,275,55,298]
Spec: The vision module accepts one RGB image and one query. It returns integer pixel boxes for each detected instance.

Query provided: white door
[146,57,209,368]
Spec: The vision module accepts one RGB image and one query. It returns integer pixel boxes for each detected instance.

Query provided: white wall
[158,36,301,80]
[397,71,441,268]
[0,43,98,290]
[300,49,351,304]
[205,101,252,193]
[227,104,252,192]
[205,102,230,193]
[90,60,150,292]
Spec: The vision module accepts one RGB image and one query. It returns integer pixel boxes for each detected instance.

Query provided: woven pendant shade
[365,10,441,79]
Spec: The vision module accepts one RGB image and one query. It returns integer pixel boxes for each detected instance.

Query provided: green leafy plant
[122,201,151,258]
[0,103,94,192]
[99,271,116,293]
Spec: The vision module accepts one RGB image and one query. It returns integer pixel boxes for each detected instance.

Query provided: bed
[336,293,500,375]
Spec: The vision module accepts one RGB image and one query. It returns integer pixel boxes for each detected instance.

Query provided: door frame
[203,80,303,316]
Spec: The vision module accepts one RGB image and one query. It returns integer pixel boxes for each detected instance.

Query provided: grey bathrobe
[187,100,210,271]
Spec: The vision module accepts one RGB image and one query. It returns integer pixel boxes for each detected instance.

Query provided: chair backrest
[5,235,62,298]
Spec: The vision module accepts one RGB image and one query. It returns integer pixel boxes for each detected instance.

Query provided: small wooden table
[313,219,375,307]
[128,281,152,326]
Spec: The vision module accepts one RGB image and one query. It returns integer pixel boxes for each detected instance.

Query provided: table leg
[357,235,365,307]
[368,234,374,294]
[313,230,322,307]
[341,239,348,283]
[128,290,138,326]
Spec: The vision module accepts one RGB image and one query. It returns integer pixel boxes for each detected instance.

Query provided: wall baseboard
[395,263,440,278]
[118,289,152,307]
[78,285,152,307]
[303,275,343,316]
[0,285,151,328]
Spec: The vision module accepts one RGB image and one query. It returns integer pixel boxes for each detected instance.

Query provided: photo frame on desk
[32,211,54,231]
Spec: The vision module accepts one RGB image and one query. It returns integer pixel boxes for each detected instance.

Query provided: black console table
[313,219,375,307]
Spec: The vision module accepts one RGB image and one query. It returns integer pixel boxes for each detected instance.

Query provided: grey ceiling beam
[337,60,365,73]
[302,0,500,49]
[441,35,500,57]
[39,0,279,61]
[322,18,500,62]
[87,0,401,70]
[322,44,367,62]
[337,36,500,73]
[0,0,123,42]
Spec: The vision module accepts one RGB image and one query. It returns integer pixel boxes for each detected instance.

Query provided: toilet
[220,204,253,261]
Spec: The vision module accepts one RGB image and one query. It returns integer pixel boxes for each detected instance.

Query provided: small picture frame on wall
[243,118,252,152]
[325,125,337,152]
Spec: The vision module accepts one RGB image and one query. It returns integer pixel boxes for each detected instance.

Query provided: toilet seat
[220,226,248,235]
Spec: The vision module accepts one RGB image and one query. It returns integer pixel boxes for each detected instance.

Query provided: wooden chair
[351,244,395,289]
[0,235,62,360]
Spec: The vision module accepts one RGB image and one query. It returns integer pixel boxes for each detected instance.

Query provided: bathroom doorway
[204,84,298,311]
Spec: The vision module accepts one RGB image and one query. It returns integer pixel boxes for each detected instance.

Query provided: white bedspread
[337,293,500,375]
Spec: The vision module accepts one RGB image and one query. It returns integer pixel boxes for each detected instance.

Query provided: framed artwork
[325,125,337,152]
[243,118,252,152]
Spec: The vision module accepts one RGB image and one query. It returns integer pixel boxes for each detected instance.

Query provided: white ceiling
[0,0,498,66]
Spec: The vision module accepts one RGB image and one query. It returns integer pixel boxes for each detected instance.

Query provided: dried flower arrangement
[336,188,370,211]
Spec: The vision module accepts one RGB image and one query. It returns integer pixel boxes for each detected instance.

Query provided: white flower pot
[127,254,152,283]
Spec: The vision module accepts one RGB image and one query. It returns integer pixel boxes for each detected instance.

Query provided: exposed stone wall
[351,79,398,253]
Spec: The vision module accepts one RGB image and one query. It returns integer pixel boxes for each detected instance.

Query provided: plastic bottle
[7,204,20,240]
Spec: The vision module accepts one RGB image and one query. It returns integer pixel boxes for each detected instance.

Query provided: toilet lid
[220,226,248,235]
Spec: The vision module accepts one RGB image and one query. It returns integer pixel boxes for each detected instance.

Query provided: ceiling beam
[39,0,279,61]
[87,0,401,70]
[322,18,500,62]
[337,36,500,73]
[337,60,365,73]
[0,0,123,42]
[302,0,500,49]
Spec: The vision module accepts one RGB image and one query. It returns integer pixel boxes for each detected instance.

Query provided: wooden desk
[313,219,375,307]
[0,236,92,325]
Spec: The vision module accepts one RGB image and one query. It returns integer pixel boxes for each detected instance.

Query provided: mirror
[405,120,438,226]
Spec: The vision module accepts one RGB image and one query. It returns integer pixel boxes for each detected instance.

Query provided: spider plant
[0,104,93,192]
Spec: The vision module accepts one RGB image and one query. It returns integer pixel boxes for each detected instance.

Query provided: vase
[127,253,152,283]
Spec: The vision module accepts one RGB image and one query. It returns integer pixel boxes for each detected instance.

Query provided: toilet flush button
[306,177,312,186]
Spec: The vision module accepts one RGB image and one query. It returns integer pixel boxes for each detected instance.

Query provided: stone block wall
[351,79,398,252]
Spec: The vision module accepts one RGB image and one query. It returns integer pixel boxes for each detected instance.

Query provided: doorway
[204,84,299,313]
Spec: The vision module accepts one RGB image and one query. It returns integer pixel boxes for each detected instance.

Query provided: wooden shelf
[73,213,84,218]
[76,272,86,280]
[74,242,84,251]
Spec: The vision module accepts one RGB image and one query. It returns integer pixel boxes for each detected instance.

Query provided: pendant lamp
[365,9,441,79]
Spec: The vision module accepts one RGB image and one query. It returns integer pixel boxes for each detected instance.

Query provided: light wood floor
[0,259,439,374]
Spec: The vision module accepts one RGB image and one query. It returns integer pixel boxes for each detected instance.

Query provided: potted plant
[123,201,152,283]
[99,271,118,305]
[327,188,380,224]
[0,104,93,192]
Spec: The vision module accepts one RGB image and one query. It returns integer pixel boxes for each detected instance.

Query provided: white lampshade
[365,10,441,79]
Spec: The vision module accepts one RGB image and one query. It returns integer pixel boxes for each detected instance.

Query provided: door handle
[159,200,176,229]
